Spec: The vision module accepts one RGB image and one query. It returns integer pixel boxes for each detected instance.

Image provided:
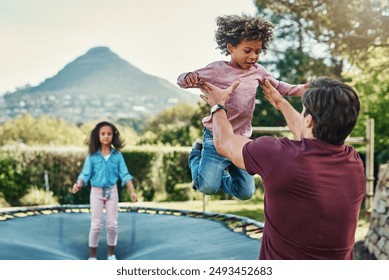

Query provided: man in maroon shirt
[200,77,365,259]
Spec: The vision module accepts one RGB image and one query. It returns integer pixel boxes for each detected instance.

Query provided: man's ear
[306,114,314,128]
[227,43,234,54]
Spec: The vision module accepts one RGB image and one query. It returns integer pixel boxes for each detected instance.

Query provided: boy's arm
[266,76,307,97]
[259,66,307,97]
[280,81,309,97]
[177,72,201,88]
[177,62,217,89]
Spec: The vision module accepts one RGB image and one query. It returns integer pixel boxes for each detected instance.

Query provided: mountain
[0,46,198,123]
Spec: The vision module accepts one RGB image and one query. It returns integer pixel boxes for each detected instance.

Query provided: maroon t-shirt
[243,136,365,259]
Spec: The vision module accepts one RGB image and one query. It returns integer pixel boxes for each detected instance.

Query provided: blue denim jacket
[78,149,133,196]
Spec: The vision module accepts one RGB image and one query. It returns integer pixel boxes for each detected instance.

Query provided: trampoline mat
[0,211,261,260]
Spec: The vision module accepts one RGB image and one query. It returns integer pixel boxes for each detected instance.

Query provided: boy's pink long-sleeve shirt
[177,61,305,138]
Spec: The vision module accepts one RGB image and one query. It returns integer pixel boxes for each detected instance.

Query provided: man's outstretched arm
[262,79,304,140]
[200,82,251,170]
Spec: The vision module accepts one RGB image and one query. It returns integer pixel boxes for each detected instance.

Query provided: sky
[0,0,258,95]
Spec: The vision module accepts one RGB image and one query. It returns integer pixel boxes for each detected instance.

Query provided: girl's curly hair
[215,14,274,56]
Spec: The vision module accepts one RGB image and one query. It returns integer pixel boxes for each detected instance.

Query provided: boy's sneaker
[88,257,97,260]
[192,139,203,151]
[107,255,117,260]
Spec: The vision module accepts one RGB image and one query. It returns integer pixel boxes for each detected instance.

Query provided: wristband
[210,104,227,115]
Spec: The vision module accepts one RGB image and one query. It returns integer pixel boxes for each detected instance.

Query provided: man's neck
[302,128,315,139]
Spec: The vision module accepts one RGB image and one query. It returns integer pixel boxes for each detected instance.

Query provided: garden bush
[0,145,192,206]
[19,186,59,206]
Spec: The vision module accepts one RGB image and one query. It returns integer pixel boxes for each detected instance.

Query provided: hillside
[1,47,198,123]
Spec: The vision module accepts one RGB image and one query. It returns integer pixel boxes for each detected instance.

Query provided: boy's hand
[182,72,202,88]
[295,82,310,97]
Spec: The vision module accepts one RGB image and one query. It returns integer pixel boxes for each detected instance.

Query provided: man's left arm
[212,110,251,170]
[200,82,251,170]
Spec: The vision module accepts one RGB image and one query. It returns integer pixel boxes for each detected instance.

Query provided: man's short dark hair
[302,77,360,145]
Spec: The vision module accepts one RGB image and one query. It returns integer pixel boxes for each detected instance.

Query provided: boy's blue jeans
[188,129,255,200]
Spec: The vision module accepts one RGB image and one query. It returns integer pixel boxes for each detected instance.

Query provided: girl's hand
[126,180,137,202]
[72,183,81,194]
[130,191,137,203]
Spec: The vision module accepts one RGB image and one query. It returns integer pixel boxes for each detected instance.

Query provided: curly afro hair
[215,14,274,56]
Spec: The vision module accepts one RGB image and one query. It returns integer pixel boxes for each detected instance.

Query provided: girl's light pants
[89,185,118,248]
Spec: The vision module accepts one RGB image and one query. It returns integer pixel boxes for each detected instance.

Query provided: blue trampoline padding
[0,211,261,260]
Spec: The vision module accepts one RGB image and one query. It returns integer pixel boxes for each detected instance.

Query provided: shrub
[167,183,204,201]
[0,156,28,205]
[19,186,59,206]
[0,145,193,206]
[0,192,10,208]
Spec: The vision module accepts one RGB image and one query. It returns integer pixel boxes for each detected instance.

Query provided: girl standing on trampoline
[72,121,137,260]
[177,14,306,200]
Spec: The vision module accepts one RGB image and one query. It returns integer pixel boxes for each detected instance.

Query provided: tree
[117,117,147,134]
[251,0,334,128]
[253,0,389,161]
[313,0,389,70]
[347,47,389,162]
[255,0,389,79]
[0,114,85,146]
[0,114,139,147]
[138,102,202,146]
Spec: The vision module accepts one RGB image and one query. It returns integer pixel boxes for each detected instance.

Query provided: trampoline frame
[0,204,264,239]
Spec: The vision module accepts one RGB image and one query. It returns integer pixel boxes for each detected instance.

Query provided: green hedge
[0,145,192,206]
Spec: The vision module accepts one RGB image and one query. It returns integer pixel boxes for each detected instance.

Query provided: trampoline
[0,205,263,260]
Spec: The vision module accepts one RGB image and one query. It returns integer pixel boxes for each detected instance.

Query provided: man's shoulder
[242,136,295,175]
[250,136,295,147]
[244,136,296,155]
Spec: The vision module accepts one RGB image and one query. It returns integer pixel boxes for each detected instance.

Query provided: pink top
[177,61,305,137]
